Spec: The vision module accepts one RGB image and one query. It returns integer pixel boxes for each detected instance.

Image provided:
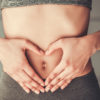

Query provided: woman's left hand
[44,36,96,92]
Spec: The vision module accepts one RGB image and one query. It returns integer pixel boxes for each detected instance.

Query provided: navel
[41,61,47,70]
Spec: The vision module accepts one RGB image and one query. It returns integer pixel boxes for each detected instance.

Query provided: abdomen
[1,4,90,79]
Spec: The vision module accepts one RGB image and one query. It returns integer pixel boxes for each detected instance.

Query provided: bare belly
[1,4,93,79]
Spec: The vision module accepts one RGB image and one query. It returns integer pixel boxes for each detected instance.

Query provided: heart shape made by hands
[25,48,63,80]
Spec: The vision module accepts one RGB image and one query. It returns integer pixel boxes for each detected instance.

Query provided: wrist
[0,38,9,59]
[81,34,97,55]
[0,38,9,43]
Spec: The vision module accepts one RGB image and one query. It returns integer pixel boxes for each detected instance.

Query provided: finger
[19,82,30,93]
[18,70,38,88]
[11,74,31,93]
[61,80,71,90]
[18,70,40,94]
[31,86,40,94]
[50,79,71,92]
[29,81,45,93]
[25,83,40,94]
[24,64,45,86]
[45,39,62,55]
[45,59,66,86]
[47,66,79,92]
[24,40,44,55]
[31,86,41,94]
[18,69,34,84]
[46,66,73,90]
[59,69,80,90]
[50,84,60,93]
[18,69,44,92]
[63,68,81,81]
[45,61,66,92]
[10,73,21,82]
[10,70,40,94]
[51,77,69,91]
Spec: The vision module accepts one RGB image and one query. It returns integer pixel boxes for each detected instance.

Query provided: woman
[0,0,100,100]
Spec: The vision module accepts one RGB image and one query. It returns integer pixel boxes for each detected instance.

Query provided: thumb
[24,40,44,55]
[45,56,66,85]
[45,39,62,55]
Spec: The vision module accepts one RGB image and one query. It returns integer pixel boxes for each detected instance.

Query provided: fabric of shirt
[0,0,92,10]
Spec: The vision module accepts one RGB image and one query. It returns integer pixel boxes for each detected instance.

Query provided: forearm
[83,31,100,53]
[0,37,7,46]
[0,37,8,60]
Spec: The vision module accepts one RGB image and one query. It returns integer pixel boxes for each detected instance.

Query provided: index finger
[45,59,66,86]
[24,64,45,86]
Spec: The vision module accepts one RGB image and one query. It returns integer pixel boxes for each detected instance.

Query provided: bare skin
[44,36,96,92]
[0,38,45,94]
[0,4,93,93]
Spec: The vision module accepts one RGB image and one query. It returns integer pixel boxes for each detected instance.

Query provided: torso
[1,4,93,79]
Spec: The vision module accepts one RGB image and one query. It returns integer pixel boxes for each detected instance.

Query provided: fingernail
[61,86,65,90]
[35,90,40,94]
[26,89,30,93]
[45,81,48,86]
[45,87,50,92]
[40,88,45,93]
[41,83,45,86]
[51,88,56,93]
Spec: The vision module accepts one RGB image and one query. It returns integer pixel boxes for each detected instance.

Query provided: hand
[44,36,96,92]
[0,38,45,94]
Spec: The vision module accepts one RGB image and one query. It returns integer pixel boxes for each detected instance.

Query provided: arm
[83,31,100,53]
[0,37,45,94]
[0,38,7,60]
[44,30,100,92]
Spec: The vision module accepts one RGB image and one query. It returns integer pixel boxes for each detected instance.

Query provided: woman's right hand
[0,38,45,94]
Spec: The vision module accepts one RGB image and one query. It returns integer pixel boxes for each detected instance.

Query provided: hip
[0,67,100,100]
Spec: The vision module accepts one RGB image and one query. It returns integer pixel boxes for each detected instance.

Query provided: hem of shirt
[0,2,92,11]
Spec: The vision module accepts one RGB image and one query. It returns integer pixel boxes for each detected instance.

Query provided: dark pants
[0,68,100,100]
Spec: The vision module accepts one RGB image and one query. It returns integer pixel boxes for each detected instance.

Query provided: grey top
[0,0,92,10]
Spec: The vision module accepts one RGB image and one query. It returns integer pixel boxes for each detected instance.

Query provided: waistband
[0,0,92,10]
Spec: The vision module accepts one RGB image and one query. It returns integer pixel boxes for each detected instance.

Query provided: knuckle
[71,67,75,72]
[73,65,77,70]
[57,77,62,81]
[24,39,29,44]
[59,39,64,44]
[70,65,76,72]
[48,77,52,82]
[63,79,67,83]
[22,78,31,84]
[32,87,35,91]
[53,73,58,77]
[25,83,32,88]
[50,84,54,88]
[31,81,38,86]
[35,85,39,89]
[27,79,33,83]
[32,88,36,92]
[16,68,21,73]
[30,72,35,77]
[21,80,27,84]
[66,60,71,66]
[77,68,80,73]
[22,39,30,47]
